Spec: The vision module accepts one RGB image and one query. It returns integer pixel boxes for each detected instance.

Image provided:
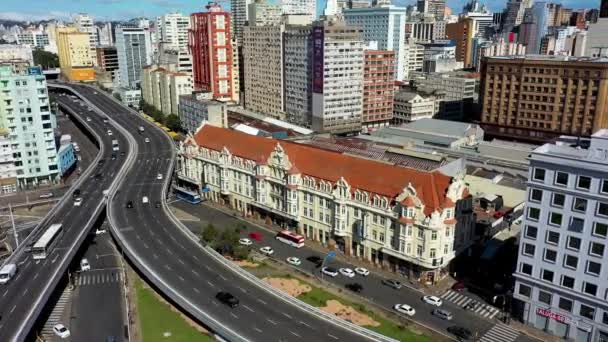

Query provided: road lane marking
[253,327,263,333]
[230,312,238,319]
[299,321,310,328]
[177,258,185,265]
[178,276,185,282]
[165,264,171,271]
[207,281,215,288]
[243,305,254,312]
[192,270,200,276]
[204,265,211,271]
[166,248,174,255]
[237,286,246,293]
[327,333,339,340]
[290,331,301,338]
[193,288,200,294]
[22,288,28,296]
[10,305,15,313]
[257,299,267,305]
[33,272,39,280]
[218,274,227,281]
[266,319,277,325]
[152,253,158,259]
[283,313,292,319]
[211,300,218,306]
[142,242,149,249]
[2,289,7,297]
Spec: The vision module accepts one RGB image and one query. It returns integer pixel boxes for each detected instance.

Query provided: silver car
[433,309,453,320]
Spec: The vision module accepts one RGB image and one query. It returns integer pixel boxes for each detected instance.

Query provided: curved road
[65,84,383,342]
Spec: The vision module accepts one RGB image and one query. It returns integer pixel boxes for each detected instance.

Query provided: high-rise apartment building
[0,130,17,194]
[189,3,234,101]
[311,20,364,134]
[98,22,114,46]
[513,130,608,342]
[362,49,395,128]
[417,0,446,20]
[282,0,316,22]
[407,19,446,43]
[231,0,253,44]
[141,65,193,115]
[344,6,408,81]
[73,14,99,65]
[392,91,436,124]
[16,30,50,50]
[56,27,96,81]
[284,26,313,127]
[158,49,193,78]
[156,12,190,50]
[480,56,608,141]
[0,66,58,187]
[248,0,283,26]
[446,18,474,68]
[243,24,285,118]
[473,38,526,71]
[95,46,119,80]
[115,27,152,89]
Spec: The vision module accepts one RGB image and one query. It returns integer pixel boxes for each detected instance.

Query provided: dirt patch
[321,300,380,327]
[234,259,259,268]
[263,277,311,297]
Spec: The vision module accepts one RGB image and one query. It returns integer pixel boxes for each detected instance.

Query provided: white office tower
[98,22,114,46]
[231,0,254,45]
[156,12,190,51]
[115,27,152,89]
[73,13,99,65]
[344,6,408,80]
[282,0,317,22]
[585,19,608,57]
[324,0,340,17]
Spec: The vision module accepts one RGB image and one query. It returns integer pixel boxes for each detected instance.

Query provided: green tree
[165,114,181,132]
[232,245,250,261]
[33,48,59,68]
[200,223,218,243]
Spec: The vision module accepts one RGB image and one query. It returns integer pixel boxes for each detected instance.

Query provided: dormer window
[445,208,453,219]
[407,208,414,218]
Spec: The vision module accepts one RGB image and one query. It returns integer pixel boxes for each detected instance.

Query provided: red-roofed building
[177,124,474,283]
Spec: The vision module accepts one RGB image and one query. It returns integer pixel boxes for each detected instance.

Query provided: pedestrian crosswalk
[41,287,72,339]
[75,271,121,286]
[479,324,520,342]
[440,290,500,319]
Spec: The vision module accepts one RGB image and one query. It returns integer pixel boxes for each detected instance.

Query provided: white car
[394,304,416,316]
[39,192,53,199]
[95,229,107,235]
[422,295,443,307]
[142,196,149,204]
[259,246,274,255]
[339,268,356,278]
[157,173,163,180]
[145,137,150,143]
[53,323,70,338]
[80,258,91,272]
[86,117,92,122]
[354,267,370,276]
[73,198,83,207]
[286,257,301,266]
[239,238,252,246]
[321,267,339,277]
[107,130,113,136]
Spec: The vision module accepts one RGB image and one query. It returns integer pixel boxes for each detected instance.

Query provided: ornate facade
[177,124,474,283]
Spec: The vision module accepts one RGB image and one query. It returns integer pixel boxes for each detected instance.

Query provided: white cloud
[0,11,72,22]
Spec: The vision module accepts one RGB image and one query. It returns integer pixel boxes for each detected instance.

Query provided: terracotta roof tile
[193,126,452,214]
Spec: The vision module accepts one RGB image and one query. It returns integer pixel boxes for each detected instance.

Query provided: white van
[0,263,17,284]
[138,126,144,133]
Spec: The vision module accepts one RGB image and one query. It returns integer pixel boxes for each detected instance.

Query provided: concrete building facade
[362,49,395,128]
[141,65,193,115]
[393,92,435,124]
[179,92,228,134]
[115,27,152,89]
[156,12,190,50]
[284,26,313,127]
[56,27,96,81]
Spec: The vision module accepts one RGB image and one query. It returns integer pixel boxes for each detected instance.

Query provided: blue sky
[0,0,600,21]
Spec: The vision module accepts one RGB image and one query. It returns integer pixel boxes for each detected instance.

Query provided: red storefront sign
[536,308,568,323]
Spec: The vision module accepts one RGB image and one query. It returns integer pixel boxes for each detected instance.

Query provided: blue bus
[174,186,202,204]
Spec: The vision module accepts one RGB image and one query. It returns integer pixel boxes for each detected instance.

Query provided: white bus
[275,230,305,248]
[32,223,63,260]
[112,139,119,151]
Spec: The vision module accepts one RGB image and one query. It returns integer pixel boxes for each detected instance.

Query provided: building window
[541,269,554,282]
[603,312,608,325]
[521,263,533,275]
[569,217,585,233]
[590,242,605,257]
[564,254,578,269]
[559,297,573,312]
[579,304,595,320]
[573,198,588,212]
[546,231,560,245]
[523,243,536,256]
[528,207,540,221]
[597,202,608,217]
[567,236,581,251]
[549,212,563,226]
[586,261,602,276]
[533,168,546,181]
[530,189,543,202]
[544,248,557,263]
[417,229,424,239]
[431,231,437,240]
[518,283,531,297]
[552,193,565,207]
[601,179,608,194]
[555,171,569,186]
[577,175,591,190]
[538,290,552,305]
[430,248,436,258]
[593,222,608,237]
[525,225,538,239]
[379,233,385,243]
[561,275,575,289]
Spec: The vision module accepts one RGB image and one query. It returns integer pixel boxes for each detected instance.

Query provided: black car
[345,283,363,293]
[306,256,323,266]
[98,159,105,165]
[382,279,402,289]
[94,173,103,180]
[447,326,473,340]
[111,153,117,160]
[126,201,133,208]
[120,151,126,156]
[216,291,239,308]
[155,201,161,208]
[72,189,81,199]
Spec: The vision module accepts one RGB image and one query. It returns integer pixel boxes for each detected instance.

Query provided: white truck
[0,263,17,284]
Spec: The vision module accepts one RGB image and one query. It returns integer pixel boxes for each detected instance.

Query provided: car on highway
[345,283,363,293]
[321,267,338,277]
[155,201,161,208]
[248,232,263,242]
[94,173,103,180]
[286,257,301,266]
[339,268,355,278]
[216,291,239,308]
[259,246,274,255]
[103,117,109,123]
[382,279,402,290]
[423,295,443,307]
[138,126,145,133]
[95,229,107,235]
[80,258,91,272]
[86,117,92,122]
[432,309,453,320]
[393,304,416,316]
[120,151,126,156]
[53,323,70,338]
[142,196,149,204]
[107,129,113,136]
[447,326,473,340]
[73,189,81,199]
[156,173,163,180]
[111,153,117,160]
[452,281,466,292]
[354,267,369,276]
[145,137,150,143]
[239,238,253,246]
[39,192,54,199]
[73,197,83,207]
[126,200,133,208]
[98,159,105,165]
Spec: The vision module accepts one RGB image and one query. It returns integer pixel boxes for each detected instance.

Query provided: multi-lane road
[62,84,390,342]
